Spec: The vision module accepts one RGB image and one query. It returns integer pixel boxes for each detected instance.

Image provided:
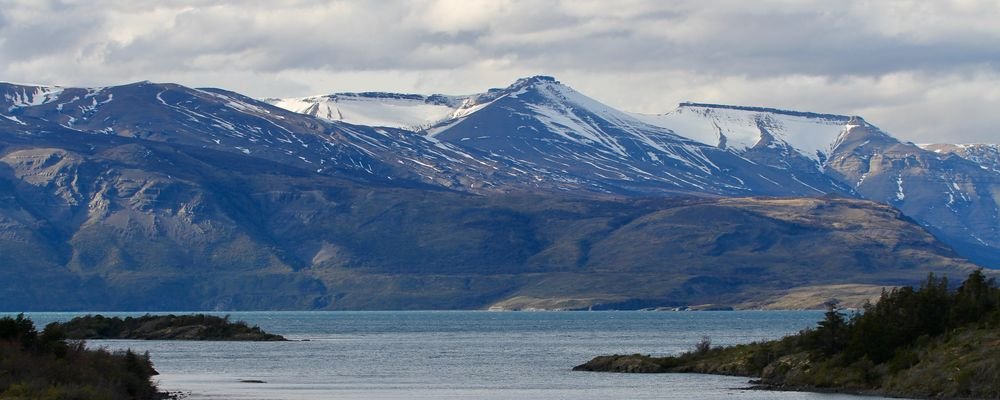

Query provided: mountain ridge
[267,76,999,267]
[1,76,997,311]
[0,129,979,310]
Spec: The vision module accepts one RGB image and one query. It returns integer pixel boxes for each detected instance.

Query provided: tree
[0,313,38,349]
[695,336,712,355]
[812,301,849,357]
[951,269,997,326]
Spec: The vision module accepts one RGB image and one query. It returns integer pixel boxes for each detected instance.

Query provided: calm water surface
[19,311,896,400]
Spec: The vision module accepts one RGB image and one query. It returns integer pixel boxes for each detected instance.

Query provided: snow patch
[895,175,906,201]
[1,115,26,125]
[4,85,65,111]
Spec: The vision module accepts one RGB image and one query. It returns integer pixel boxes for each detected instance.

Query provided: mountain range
[0,76,994,310]
[266,77,1000,268]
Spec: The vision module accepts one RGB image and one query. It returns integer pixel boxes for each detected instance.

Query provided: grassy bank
[575,270,1000,399]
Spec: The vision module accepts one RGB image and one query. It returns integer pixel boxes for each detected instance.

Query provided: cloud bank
[2,0,999,143]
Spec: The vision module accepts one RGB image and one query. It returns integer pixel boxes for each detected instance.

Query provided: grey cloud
[472,5,1000,78]
[1,0,999,143]
[0,2,103,59]
[9,1,999,77]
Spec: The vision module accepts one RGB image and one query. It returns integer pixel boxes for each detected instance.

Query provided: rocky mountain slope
[0,76,996,310]
[272,78,1000,267]
[0,81,535,193]
[921,143,1000,174]
[636,103,1000,267]
[271,77,852,197]
[825,128,1000,268]
[0,127,977,310]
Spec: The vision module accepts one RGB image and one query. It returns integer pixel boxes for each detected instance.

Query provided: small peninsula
[575,270,1000,399]
[54,314,287,341]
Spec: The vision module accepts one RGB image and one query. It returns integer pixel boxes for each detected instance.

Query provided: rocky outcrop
[573,355,670,373]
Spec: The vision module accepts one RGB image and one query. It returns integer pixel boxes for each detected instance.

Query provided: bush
[694,336,712,355]
[0,315,159,400]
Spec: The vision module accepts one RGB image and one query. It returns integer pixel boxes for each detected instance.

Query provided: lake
[20,311,895,399]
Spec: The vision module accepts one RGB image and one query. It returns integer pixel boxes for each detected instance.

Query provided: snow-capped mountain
[268,76,849,196]
[267,76,1000,267]
[1,76,997,311]
[425,76,855,195]
[631,102,999,267]
[0,80,538,191]
[4,77,999,267]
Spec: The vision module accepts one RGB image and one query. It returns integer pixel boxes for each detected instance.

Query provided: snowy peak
[636,103,870,165]
[434,76,671,151]
[265,91,468,130]
[498,75,559,94]
[266,76,579,133]
[468,75,559,101]
[421,76,849,196]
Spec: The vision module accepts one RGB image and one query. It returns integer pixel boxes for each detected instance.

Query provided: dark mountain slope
[0,81,523,193]
[639,102,1000,268]
[0,131,977,310]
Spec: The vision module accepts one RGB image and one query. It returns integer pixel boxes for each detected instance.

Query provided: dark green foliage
[578,270,1000,399]
[752,270,998,393]
[805,302,850,357]
[951,269,998,327]
[845,272,982,364]
[0,313,37,349]
[54,313,286,341]
[0,315,159,399]
[694,336,712,355]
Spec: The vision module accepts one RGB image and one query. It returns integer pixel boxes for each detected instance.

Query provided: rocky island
[575,270,1000,399]
[54,314,287,341]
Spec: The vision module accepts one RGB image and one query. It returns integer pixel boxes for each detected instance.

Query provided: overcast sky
[2,0,999,143]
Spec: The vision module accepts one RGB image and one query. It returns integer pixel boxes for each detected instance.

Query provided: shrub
[694,336,712,355]
[0,315,159,400]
